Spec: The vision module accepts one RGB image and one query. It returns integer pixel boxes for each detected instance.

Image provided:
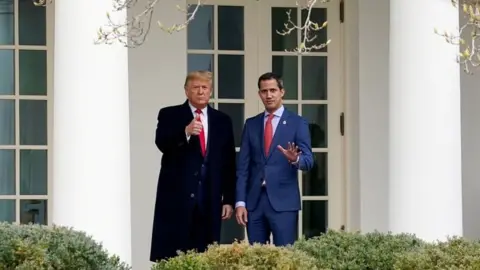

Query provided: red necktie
[264,114,274,156]
[195,109,206,157]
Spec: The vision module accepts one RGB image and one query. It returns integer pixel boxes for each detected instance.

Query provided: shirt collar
[264,105,284,118]
[188,102,208,116]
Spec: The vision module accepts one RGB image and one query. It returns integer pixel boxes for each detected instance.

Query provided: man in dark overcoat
[149,70,236,262]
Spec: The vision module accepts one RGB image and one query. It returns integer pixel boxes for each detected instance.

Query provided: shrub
[153,241,318,270]
[394,236,480,269]
[293,230,424,269]
[0,222,130,269]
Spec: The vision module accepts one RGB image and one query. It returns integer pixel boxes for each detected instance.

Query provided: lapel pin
[283,120,286,125]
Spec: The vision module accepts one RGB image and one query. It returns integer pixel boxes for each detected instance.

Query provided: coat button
[190,193,195,198]
[194,171,198,176]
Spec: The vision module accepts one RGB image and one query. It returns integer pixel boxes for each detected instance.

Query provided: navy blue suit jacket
[236,108,314,212]
[150,100,236,262]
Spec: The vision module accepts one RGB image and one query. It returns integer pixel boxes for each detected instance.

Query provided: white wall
[345,0,390,232]
[459,8,480,239]
[349,0,480,238]
[127,0,187,268]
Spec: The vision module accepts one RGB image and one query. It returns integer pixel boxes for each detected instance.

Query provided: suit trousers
[247,188,298,246]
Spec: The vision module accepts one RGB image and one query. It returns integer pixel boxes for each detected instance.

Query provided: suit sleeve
[296,117,314,171]
[155,108,188,154]
[235,120,250,205]
[222,116,236,206]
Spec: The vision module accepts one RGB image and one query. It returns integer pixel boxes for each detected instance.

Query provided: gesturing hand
[277,142,301,163]
[185,114,203,136]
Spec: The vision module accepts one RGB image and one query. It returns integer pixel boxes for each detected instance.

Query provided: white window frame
[0,0,53,225]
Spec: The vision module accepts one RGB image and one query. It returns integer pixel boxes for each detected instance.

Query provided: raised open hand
[277,142,301,163]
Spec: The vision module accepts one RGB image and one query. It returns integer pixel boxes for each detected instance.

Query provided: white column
[52,0,131,264]
[389,0,462,241]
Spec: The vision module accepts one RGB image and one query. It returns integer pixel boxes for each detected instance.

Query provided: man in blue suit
[235,72,314,246]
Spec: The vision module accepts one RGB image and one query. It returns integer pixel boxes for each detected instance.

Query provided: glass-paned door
[258,0,344,238]
[186,0,259,244]
[0,0,53,225]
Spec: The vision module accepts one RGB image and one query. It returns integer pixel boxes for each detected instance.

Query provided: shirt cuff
[235,201,246,208]
[291,155,300,166]
[185,132,191,142]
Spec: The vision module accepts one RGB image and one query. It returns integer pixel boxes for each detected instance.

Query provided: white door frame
[257,0,345,235]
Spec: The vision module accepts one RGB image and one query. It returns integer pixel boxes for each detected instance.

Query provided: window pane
[302,153,327,196]
[20,100,47,145]
[301,8,327,52]
[218,55,244,99]
[20,199,47,225]
[218,6,244,51]
[283,104,298,114]
[0,150,15,195]
[19,50,47,95]
[0,50,14,95]
[187,5,213,50]
[218,103,243,147]
[19,0,46,45]
[188,54,214,73]
[272,56,297,99]
[0,200,15,223]
[302,200,327,239]
[0,100,15,145]
[0,1,14,45]
[302,104,327,148]
[20,150,47,195]
[271,8,298,52]
[302,56,327,100]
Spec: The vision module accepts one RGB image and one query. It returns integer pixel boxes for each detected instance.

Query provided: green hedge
[0,222,130,269]
[3,222,480,269]
[153,242,317,270]
[154,230,480,270]
[394,237,480,269]
[293,230,425,269]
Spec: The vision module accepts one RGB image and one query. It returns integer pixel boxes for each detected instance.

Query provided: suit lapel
[257,114,267,160]
[266,109,290,161]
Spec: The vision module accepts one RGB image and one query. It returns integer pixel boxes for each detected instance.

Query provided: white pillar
[389,0,462,241]
[52,0,132,264]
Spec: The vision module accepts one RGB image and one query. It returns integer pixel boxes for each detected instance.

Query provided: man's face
[185,79,212,108]
[258,79,284,112]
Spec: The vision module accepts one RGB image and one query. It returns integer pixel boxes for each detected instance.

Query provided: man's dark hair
[257,72,284,89]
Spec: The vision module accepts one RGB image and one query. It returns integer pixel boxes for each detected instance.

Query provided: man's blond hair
[184,70,213,87]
